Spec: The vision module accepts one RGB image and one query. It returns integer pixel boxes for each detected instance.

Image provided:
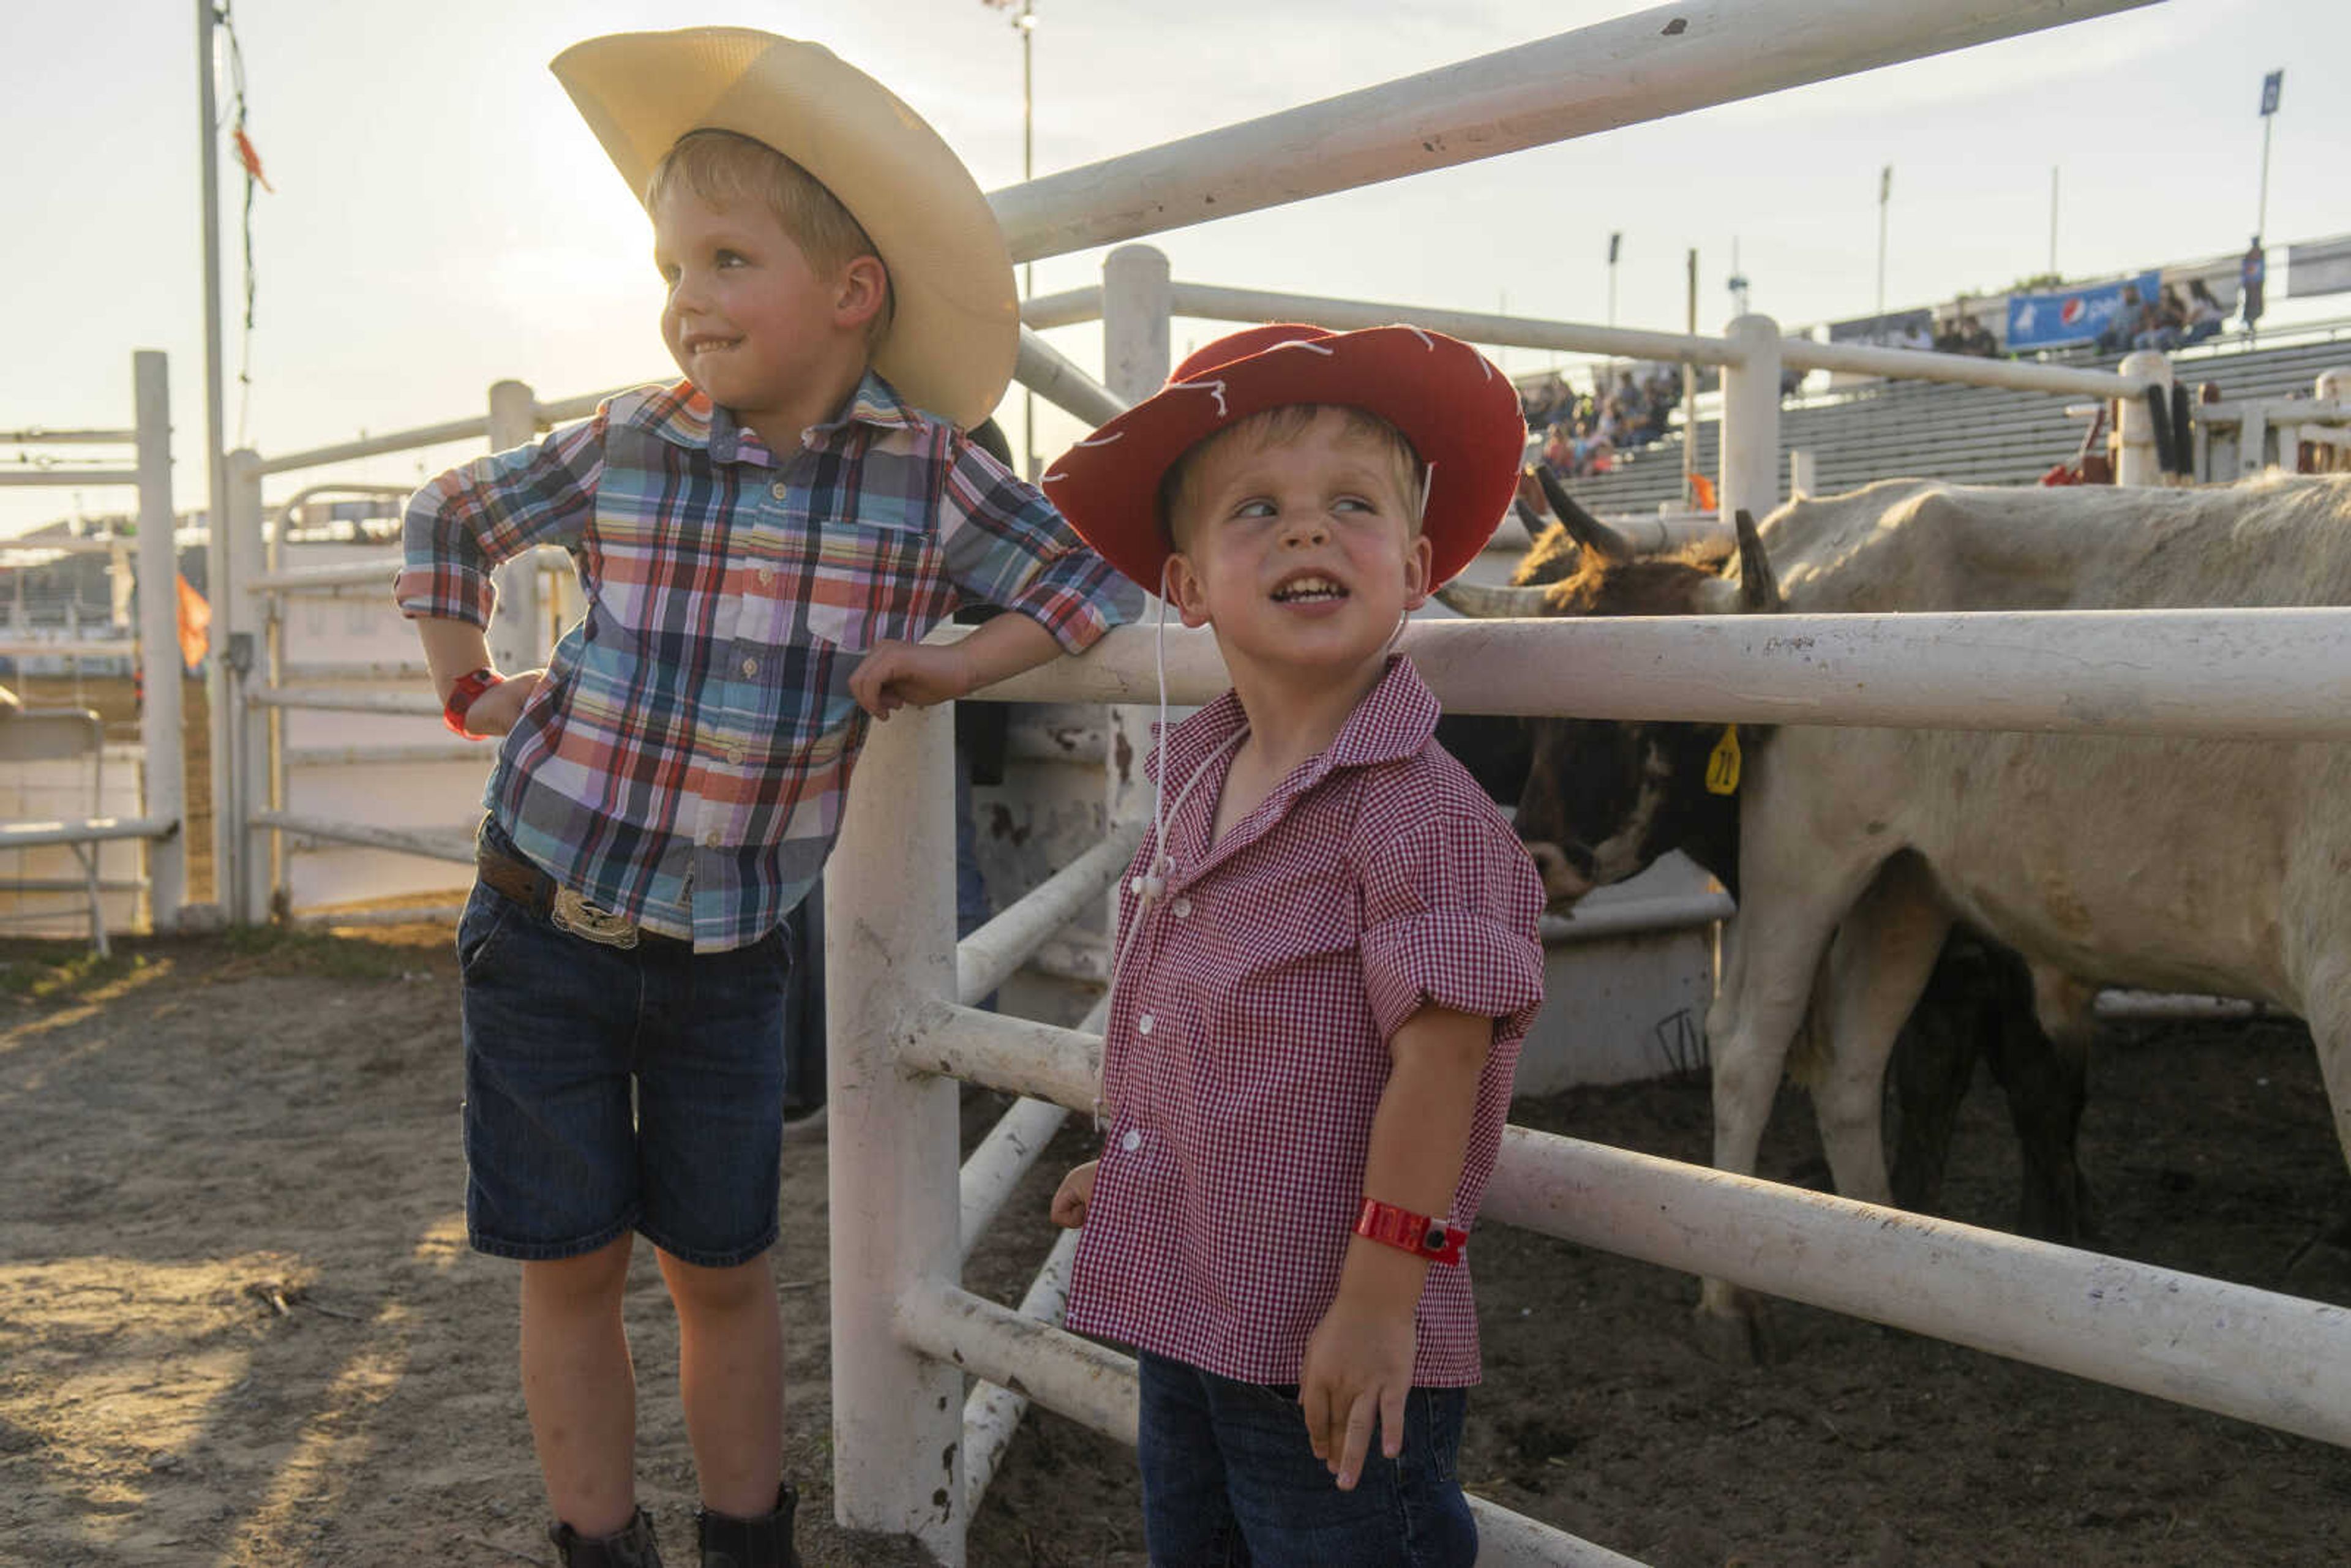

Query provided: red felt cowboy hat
[1040,323,1526,593]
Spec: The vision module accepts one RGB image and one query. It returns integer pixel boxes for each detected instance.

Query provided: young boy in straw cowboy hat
[1041,324,1545,1565]
[394,28,1123,1567]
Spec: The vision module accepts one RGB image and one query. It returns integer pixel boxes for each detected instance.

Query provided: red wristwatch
[443,667,506,738]
[1354,1197,1469,1267]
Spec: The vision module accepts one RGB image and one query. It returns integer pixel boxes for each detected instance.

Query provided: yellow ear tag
[1704,724,1742,796]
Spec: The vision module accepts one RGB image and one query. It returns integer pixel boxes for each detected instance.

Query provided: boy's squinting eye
[714,249,748,269]
[1232,498,1278,520]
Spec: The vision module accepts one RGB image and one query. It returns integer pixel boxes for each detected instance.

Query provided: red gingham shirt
[1065,657,1545,1386]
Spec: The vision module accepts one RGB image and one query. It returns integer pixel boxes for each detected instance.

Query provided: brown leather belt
[474,831,689,951]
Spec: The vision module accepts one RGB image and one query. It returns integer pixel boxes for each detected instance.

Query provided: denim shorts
[1135,1351,1477,1567]
[456,858,793,1269]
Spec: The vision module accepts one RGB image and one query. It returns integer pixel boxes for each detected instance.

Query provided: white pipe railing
[0,351,186,935]
[971,613,2351,742]
[956,825,1141,1006]
[988,0,2158,264]
[959,1097,1074,1269]
[1170,282,1734,369]
[960,1229,1081,1511]
[1,427,138,445]
[1480,1125,2351,1448]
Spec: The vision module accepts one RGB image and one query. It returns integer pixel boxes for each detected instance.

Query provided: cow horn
[1435,579,1552,618]
[1734,508,1785,612]
[1534,465,1635,564]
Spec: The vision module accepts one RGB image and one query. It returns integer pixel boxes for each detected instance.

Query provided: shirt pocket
[801,517,942,654]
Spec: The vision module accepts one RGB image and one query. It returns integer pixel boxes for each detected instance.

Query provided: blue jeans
[457,868,793,1267]
[1135,1351,1478,1567]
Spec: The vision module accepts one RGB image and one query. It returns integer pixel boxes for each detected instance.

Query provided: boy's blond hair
[647,128,896,348]
[1160,404,1423,554]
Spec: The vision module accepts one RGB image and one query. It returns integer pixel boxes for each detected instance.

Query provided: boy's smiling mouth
[1270,571,1349,605]
[681,333,740,355]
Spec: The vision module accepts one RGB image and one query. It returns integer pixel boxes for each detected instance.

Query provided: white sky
[4,0,2347,539]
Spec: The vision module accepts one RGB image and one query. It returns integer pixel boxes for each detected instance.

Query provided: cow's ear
[1734,509,1785,612]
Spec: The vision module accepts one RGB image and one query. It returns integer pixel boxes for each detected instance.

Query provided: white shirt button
[724,744,746,765]
[703,833,721,849]
[740,657,759,678]
[1171,897,1193,919]
[1136,1013,1154,1036]
[757,566,776,585]
[1120,1129,1141,1152]
[768,481,789,501]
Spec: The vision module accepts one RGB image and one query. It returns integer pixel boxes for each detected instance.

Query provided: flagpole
[1018,2,1038,476]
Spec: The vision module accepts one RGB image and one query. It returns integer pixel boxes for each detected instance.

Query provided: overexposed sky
[4,0,2347,539]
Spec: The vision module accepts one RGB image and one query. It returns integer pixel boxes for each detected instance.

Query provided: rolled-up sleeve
[936,433,1136,653]
[1357,806,1545,1044]
[392,408,607,627]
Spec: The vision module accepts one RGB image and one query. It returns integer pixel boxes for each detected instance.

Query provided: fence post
[131,351,186,932]
[1101,244,1171,852]
[223,450,271,923]
[827,702,968,1562]
[2115,350,2174,487]
[1788,448,1818,500]
[486,381,544,672]
[1720,314,1783,523]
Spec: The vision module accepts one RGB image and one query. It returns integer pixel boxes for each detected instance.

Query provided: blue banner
[2005,271,2161,351]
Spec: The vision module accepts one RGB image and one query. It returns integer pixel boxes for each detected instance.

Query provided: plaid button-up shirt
[396,374,1122,951]
[1065,658,1546,1386]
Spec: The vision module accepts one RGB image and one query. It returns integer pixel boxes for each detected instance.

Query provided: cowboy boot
[696,1482,800,1568]
[549,1504,664,1567]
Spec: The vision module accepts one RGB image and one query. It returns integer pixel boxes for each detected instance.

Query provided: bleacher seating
[1557,331,2351,516]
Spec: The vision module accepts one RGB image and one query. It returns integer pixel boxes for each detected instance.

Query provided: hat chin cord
[1097,557,1244,1125]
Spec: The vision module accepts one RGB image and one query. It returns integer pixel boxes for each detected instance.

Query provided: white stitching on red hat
[1404,326,1436,350]
[1074,429,1126,448]
[1175,378,1230,416]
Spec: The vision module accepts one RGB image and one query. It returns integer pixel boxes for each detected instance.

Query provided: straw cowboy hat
[1043,323,1528,592]
[552,27,1017,430]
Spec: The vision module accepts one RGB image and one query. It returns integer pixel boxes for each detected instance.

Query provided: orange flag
[1688,471,1718,512]
[175,574,211,671]
[233,127,275,193]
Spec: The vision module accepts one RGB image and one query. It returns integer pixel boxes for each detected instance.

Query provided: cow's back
[1762,476,2351,613]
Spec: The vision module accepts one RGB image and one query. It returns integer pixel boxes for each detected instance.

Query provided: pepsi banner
[2005,271,2161,351]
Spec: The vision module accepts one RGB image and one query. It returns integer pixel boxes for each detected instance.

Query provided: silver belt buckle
[552,887,641,950]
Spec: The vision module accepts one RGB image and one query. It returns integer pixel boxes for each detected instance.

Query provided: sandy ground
[4,925,2350,1567]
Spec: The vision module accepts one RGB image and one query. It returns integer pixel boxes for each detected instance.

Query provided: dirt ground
[4,926,2349,1568]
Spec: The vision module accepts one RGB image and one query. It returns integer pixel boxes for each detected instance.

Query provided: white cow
[1450,475,2351,1352]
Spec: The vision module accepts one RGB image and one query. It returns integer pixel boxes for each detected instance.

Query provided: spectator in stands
[2134,285,2189,352]
[2099,286,2148,354]
[2181,280,2225,347]
[1959,316,1999,357]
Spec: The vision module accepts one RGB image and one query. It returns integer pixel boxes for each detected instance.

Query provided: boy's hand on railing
[1299,1292,1416,1492]
[459,670,542,737]
[849,640,974,719]
[1049,1160,1097,1229]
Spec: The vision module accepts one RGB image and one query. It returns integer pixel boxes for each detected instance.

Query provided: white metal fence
[1,351,187,940]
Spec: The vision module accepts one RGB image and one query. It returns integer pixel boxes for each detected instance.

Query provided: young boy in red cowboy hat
[394,28,1123,1567]
[1042,324,1545,1564]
